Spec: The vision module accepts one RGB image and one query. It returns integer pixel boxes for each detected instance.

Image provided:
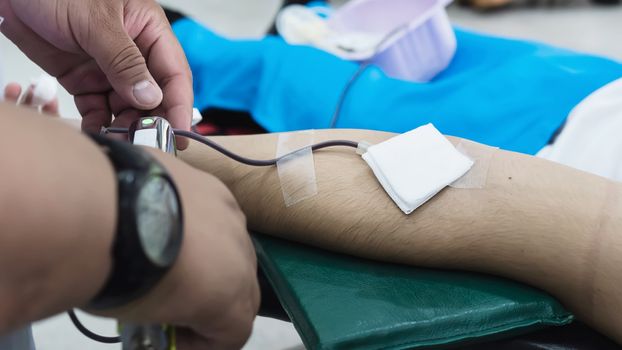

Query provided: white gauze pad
[362,124,474,214]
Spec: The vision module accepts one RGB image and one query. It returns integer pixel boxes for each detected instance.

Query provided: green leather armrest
[253,234,573,350]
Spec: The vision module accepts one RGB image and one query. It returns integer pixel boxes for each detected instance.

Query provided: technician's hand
[102,149,260,350]
[0,0,193,147]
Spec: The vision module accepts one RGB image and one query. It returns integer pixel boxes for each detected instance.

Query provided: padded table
[254,234,620,350]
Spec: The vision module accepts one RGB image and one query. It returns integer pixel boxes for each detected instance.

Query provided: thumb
[88,28,163,110]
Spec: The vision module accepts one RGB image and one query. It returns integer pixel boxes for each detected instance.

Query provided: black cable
[67,310,121,344]
[329,63,370,128]
[174,129,358,166]
[106,128,359,166]
[328,24,410,129]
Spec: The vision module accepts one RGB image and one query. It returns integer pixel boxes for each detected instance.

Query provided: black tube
[105,128,359,166]
[67,310,121,344]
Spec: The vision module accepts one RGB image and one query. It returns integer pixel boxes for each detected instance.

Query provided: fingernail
[133,80,162,107]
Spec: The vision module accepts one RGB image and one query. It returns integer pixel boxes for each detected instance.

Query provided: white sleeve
[536,77,622,181]
[0,326,36,350]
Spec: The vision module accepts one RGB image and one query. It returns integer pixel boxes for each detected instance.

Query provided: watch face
[136,175,182,267]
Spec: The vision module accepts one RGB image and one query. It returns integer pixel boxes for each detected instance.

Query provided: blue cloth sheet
[174,18,622,154]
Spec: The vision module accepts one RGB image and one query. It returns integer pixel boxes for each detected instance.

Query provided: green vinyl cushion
[253,234,573,350]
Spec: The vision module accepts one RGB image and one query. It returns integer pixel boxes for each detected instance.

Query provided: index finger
[140,21,194,149]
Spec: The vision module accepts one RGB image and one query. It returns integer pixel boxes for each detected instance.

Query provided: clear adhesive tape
[450,139,497,189]
[276,130,319,207]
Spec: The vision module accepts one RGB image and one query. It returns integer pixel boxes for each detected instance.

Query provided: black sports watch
[87,134,184,310]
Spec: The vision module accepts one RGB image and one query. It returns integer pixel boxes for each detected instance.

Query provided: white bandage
[362,124,473,214]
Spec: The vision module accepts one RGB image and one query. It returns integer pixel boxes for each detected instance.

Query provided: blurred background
[1,0,620,348]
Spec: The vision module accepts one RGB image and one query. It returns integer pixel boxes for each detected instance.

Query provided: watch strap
[87,134,183,310]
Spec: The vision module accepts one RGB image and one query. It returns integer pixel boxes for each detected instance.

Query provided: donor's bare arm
[179,129,622,344]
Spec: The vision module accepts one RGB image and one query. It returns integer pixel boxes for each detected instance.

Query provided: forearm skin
[180,129,622,343]
[0,104,116,334]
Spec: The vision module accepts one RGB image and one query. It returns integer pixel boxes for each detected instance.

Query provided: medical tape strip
[450,140,498,189]
[276,130,318,207]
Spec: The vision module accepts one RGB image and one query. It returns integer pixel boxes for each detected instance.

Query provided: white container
[327,0,456,82]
